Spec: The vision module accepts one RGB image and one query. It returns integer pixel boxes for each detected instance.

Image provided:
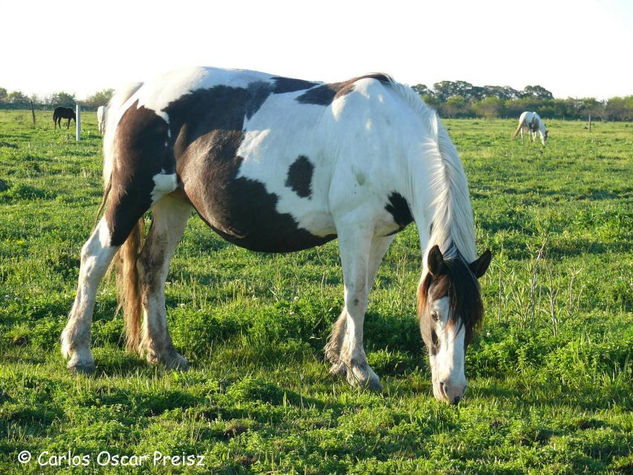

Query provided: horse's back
[108,67,414,252]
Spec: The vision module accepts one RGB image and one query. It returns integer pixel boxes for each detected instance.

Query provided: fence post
[30,101,36,125]
[75,105,81,141]
[588,113,592,132]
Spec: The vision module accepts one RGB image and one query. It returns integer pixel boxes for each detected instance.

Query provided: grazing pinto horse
[512,111,548,145]
[53,106,76,129]
[97,105,107,134]
[61,67,491,404]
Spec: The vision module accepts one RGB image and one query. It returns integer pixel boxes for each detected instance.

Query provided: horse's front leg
[326,213,382,390]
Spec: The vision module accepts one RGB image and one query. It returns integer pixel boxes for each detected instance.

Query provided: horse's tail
[95,82,143,224]
[511,117,524,139]
[116,217,144,353]
[102,82,143,189]
[98,81,144,354]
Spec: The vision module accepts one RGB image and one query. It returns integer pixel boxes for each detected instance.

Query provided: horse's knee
[345,289,368,314]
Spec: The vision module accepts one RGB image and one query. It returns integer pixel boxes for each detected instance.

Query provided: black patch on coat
[272,77,319,94]
[106,101,173,246]
[385,192,413,230]
[296,73,393,106]
[285,155,313,198]
[296,84,343,106]
[164,86,336,253]
[245,81,273,119]
[164,86,250,150]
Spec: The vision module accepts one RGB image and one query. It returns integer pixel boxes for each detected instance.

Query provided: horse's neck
[408,132,476,266]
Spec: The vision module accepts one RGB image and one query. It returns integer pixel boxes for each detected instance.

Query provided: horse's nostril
[452,395,462,405]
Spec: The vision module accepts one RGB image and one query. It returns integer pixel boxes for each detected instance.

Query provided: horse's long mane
[388,83,477,263]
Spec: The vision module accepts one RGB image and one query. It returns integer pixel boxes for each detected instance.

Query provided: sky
[2,0,632,101]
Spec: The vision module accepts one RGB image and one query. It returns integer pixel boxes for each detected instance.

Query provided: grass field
[1,109,632,473]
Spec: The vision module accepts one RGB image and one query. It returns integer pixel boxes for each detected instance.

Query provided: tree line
[412,81,633,121]
[0,88,113,111]
[1,82,632,120]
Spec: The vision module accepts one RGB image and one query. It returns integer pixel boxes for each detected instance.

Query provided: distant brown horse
[53,107,76,129]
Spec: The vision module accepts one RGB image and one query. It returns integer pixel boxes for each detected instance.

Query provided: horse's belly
[183,156,336,253]
[198,188,337,253]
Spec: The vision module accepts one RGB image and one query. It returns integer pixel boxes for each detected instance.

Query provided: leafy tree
[605,96,633,121]
[8,91,30,105]
[480,85,520,101]
[433,81,479,102]
[578,97,605,120]
[473,97,504,118]
[48,91,76,107]
[84,89,114,108]
[421,93,441,110]
[521,85,553,100]
[0,88,7,103]
[443,95,472,118]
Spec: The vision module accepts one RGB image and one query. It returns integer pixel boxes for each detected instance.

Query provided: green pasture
[0,110,632,473]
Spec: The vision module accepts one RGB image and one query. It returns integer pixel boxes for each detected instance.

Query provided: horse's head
[418,245,491,404]
[542,129,548,145]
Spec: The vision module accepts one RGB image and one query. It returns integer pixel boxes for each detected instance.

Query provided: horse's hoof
[329,362,347,376]
[346,362,382,392]
[365,376,383,392]
[358,367,383,392]
[164,352,189,371]
[67,362,96,375]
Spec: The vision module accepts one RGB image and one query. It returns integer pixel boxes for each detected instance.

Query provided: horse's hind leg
[61,217,119,373]
[136,194,192,369]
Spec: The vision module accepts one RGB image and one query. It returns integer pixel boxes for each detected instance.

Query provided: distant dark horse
[53,107,76,129]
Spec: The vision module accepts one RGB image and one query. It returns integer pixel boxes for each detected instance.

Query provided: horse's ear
[428,245,446,276]
[470,249,492,278]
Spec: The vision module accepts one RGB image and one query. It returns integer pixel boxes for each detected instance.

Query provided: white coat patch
[151,172,178,203]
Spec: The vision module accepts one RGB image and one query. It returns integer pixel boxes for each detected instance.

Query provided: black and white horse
[512,111,548,145]
[61,67,491,404]
[53,106,76,129]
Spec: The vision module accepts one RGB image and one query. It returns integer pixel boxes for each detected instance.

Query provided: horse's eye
[431,311,439,322]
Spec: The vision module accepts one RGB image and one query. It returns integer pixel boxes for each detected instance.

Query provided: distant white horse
[512,111,548,145]
[97,105,107,135]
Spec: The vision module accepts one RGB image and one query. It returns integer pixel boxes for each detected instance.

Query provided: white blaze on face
[428,296,467,403]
